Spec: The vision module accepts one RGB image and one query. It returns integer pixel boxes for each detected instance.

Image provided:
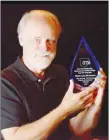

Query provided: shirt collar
[14,56,55,83]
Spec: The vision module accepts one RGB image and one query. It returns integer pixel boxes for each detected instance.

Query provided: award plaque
[70,36,100,87]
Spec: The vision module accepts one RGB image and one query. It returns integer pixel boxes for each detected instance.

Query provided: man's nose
[40,41,48,52]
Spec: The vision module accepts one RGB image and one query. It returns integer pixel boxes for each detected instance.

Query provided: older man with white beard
[1,10,107,140]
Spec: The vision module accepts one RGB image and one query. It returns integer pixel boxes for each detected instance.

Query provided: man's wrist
[57,104,70,120]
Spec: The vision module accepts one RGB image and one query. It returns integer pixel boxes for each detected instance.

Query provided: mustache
[34,52,53,57]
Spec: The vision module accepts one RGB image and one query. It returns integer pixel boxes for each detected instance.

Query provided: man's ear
[18,35,24,47]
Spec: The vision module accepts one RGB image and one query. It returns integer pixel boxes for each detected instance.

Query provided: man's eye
[46,39,56,45]
[47,40,52,44]
[35,39,40,43]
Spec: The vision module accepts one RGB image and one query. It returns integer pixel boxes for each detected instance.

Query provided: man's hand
[60,79,96,117]
[69,68,107,136]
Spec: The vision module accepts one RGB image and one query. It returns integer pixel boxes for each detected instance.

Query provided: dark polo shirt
[1,57,72,140]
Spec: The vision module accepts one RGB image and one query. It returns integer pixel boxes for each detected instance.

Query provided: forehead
[23,16,58,39]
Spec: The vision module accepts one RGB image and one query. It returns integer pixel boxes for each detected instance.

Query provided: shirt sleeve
[1,77,29,130]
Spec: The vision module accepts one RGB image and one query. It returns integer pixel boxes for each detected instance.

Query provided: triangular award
[70,36,100,87]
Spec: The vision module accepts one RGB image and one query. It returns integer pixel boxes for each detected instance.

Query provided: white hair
[17,10,62,38]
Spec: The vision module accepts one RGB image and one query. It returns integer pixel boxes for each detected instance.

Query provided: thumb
[95,88,105,106]
[68,79,74,93]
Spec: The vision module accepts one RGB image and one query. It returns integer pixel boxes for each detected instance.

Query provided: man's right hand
[60,80,97,116]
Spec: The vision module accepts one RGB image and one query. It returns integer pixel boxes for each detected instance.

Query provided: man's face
[20,17,58,71]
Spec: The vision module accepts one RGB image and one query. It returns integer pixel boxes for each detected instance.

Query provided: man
[1,10,107,140]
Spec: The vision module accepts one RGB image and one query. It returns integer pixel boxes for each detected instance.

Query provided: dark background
[1,1,108,137]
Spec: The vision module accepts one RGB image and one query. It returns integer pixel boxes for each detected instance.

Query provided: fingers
[90,68,107,90]
[97,68,107,79]
[96,81,106,88]
[81,92,94,108]
[97,70,107,81]
[99,68,107,76]
[85,102,93,108]
[84,96,94,108]
[94,88,104,106]
[67,80,74,93]
[79,86,96,98]
[89,68,106,107]
[83,93,93,103]
[70,80,75,90]
[95,68,107,89]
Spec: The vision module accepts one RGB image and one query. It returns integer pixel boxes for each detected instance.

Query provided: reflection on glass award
[70,36,100,87]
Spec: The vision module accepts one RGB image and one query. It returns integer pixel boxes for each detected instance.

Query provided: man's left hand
[69,68,107,136]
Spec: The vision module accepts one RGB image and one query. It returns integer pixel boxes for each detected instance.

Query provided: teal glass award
[70,36,100,87]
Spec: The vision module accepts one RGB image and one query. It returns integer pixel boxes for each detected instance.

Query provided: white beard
[34,58,51,69]
[23,52,55,73]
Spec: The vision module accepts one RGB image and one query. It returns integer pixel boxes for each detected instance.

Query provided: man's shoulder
[1,60,21,87]
[2,63,14,77]
[1,56,21,76]
[2,63,14,72]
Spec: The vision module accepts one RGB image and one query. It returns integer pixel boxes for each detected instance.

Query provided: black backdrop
[1,1,108,136]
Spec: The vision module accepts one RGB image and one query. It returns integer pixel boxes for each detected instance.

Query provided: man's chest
[21,78,67,122]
